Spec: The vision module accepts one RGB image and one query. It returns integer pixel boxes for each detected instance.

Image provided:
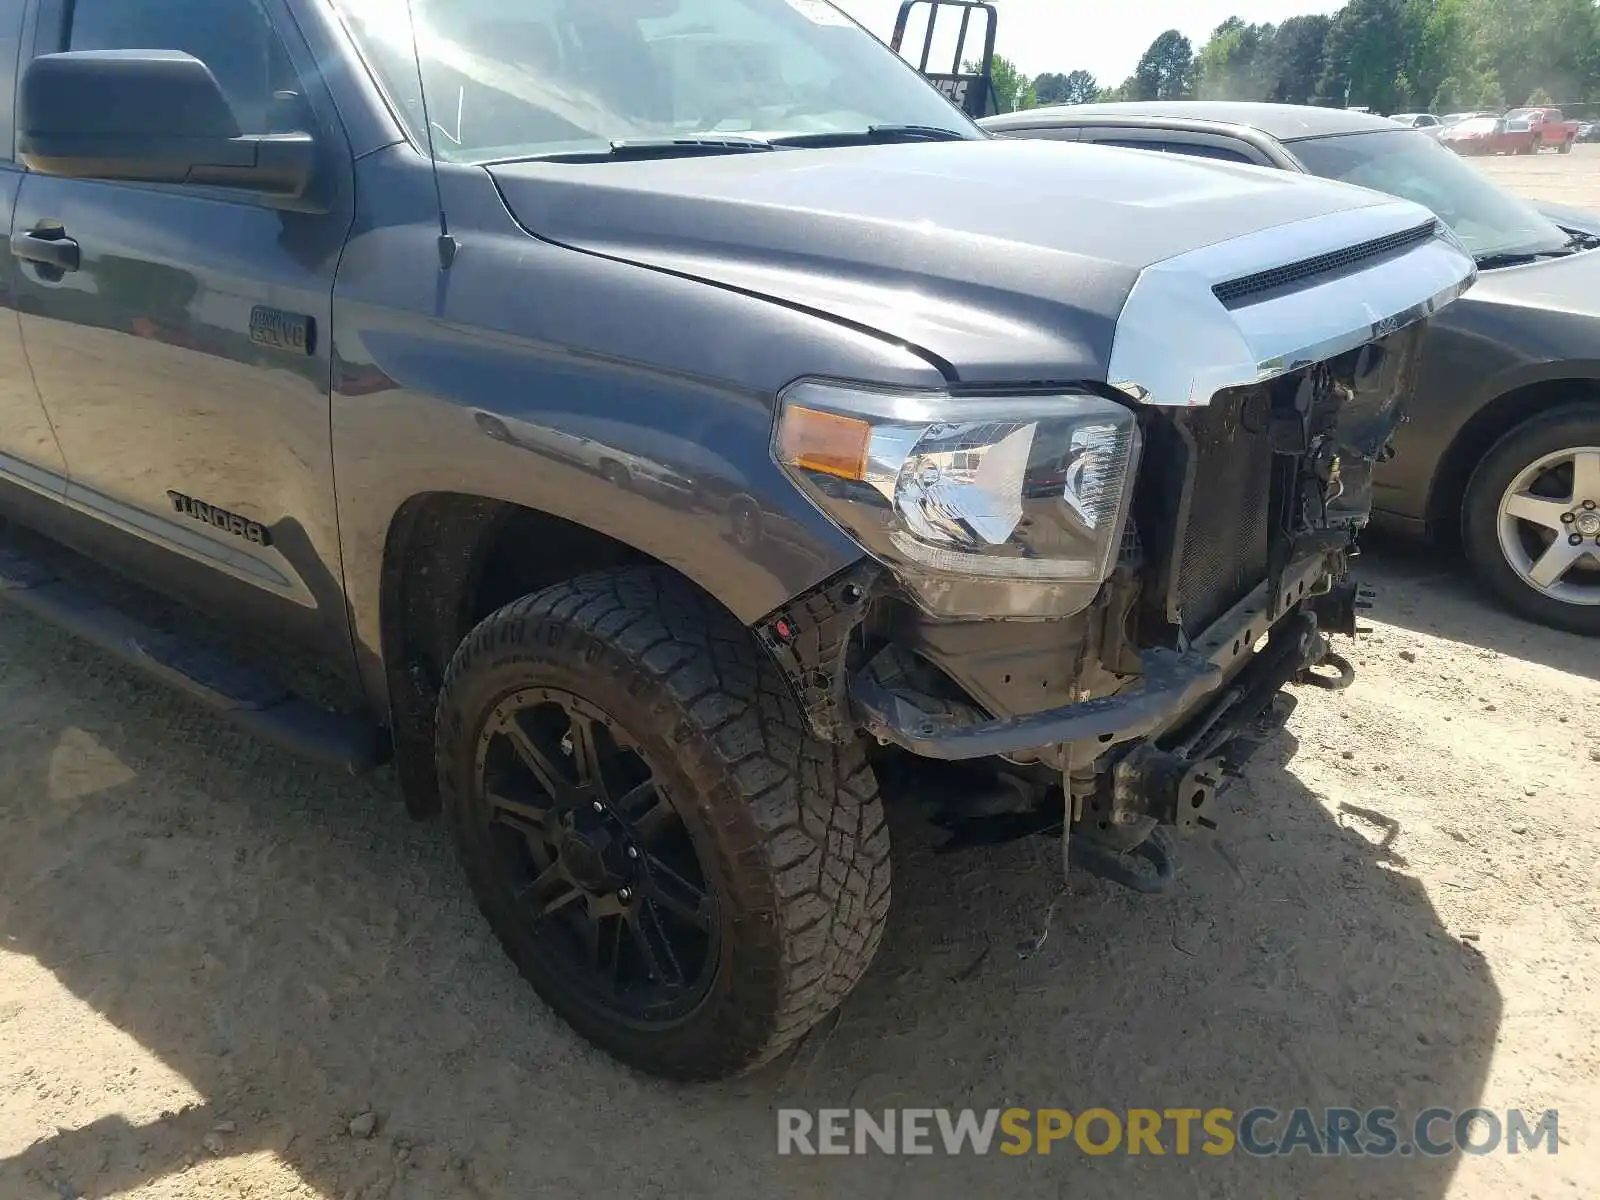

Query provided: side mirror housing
[18,50,314,199]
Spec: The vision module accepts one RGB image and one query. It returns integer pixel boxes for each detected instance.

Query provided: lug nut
[1571,534,1585,546]
[592,800,605,813]
[1585,500,1597,511]
[627,846,640,860]
[1563,512,1576,523]
[618,887,633,902]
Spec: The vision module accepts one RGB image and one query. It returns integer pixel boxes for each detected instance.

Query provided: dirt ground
[3,154,1600,1200]
[1474,141,1600,207]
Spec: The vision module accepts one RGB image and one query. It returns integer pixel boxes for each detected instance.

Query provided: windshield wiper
[1473,247,1576,270]
[497,126,969,163]
[518,135,777,164]
[767,124,971,148]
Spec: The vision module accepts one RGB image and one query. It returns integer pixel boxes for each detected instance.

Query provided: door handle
[10,230,80,272]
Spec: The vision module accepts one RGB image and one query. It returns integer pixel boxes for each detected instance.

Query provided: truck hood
[490,138,1418,382]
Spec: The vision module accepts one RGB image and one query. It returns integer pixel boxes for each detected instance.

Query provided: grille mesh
[1174,389,1274,635]
[1212,220,1438,309]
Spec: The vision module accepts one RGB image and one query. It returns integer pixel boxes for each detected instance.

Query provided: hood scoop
[1213,220,1439,309]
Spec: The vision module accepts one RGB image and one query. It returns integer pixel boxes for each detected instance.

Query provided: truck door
[0,0,68,492]
[11,0,358,657]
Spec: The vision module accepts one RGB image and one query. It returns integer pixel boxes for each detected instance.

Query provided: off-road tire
[435,566,891,1080]
[1462,402,1600,636]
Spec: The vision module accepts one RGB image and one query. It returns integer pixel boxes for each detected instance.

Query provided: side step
[0,546,391,775]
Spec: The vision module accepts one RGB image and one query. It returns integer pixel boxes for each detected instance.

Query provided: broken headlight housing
[774,381,1141,618]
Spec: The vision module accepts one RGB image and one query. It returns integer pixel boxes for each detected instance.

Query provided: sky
[832,0,1345,87]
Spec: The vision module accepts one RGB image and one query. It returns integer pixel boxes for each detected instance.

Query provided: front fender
[1379,292,1600,523]
[331,152,942,711]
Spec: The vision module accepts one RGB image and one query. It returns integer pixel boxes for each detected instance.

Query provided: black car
[985,102,1600,635]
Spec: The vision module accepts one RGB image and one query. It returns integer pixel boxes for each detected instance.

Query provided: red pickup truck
[1505,107,1581,152]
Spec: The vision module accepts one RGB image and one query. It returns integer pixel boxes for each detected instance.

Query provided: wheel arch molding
[368,490,866,817]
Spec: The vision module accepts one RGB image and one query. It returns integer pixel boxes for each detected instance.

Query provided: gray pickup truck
[0,0,1473,1080]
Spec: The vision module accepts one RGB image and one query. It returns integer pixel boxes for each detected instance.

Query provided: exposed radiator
[1172,388,1274,636]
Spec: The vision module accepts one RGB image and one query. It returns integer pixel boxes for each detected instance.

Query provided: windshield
[1291,129,1570,261]
[331,0,979,163]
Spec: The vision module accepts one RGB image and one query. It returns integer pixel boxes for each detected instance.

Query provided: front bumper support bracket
[850,645,1223,761]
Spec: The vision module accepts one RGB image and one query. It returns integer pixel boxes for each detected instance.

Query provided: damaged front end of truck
[760,213,1475,891]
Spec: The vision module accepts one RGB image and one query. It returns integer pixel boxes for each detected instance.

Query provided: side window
[64,0,297,134]
[1096,137,1257,165]
[1013,126,1080,142]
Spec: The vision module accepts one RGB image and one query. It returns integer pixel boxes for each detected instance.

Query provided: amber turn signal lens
[778,405,871,481]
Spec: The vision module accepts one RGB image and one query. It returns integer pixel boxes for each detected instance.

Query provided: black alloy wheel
[473,687,718,1024]
[435,567,892,1080]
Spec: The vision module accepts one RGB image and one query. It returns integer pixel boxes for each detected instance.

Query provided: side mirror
[18,50,314,199]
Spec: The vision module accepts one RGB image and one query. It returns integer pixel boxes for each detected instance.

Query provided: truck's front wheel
[435,567,891,1080]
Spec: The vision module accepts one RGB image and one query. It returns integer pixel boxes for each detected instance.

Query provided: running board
[0,546,390,775]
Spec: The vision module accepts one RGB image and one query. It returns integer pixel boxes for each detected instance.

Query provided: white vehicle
[1391,112,1446,138]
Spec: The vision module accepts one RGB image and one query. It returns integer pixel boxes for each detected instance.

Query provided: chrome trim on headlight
[1107,200,1477,407]
[772,381,1142,618]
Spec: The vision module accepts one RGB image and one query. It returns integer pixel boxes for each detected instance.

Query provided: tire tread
[434,566,890,1079]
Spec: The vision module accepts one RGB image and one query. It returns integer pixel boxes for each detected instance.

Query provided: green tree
[1033,69,1100,105]
[1526,85,1556,105]
[1197,17,1278,100]
[1033,72,1070,104]
[1320,0,1410,111]
[1270,14,1333,103]
[1473,0,1597,111]
[1063,69,1101,103]
[1467,73,1506,109]
[1432,73,1465,110]
[1099,76,1139,102]
[1133,29,1197,99]
[966,53,1035,113]
[1405,0,1463,111]
[984,53,1036,112]
[1075,0,1600,119]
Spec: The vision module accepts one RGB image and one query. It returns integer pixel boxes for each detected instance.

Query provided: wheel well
[380,493,658,816]
[1426,379,1600,541]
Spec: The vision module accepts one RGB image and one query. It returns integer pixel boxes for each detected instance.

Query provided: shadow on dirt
[1359,532,1600,680]
[0,603,1500,1200]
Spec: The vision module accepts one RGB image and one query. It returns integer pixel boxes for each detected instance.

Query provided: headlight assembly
[774,381,1141,618]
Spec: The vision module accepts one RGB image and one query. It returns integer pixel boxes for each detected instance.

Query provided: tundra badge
[167,492,274,547]
[249,305,315,356]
